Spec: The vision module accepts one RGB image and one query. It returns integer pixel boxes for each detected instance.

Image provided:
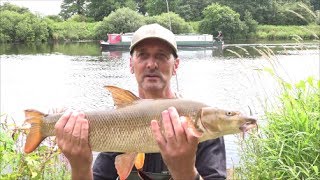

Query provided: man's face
[130,38,179,92]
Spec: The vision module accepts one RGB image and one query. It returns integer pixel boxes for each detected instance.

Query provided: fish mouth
[239,118,257,132]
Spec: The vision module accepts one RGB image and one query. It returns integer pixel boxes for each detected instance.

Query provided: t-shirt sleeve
[196,137,227,179]
[93,152,121,180]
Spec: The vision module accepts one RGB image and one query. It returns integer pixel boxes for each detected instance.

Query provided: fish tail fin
[24,109,47,154]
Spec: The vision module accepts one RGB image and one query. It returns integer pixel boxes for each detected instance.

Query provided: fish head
[199,107,257,136]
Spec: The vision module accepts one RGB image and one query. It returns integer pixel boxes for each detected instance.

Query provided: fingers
[63,111,78,143]
[71,112,83,146]
[151,107,190,149]
[79,113,90,148]
[162,109,176,143]
[167,107,186,144]
[55,110,72,141]
[55,110,90,151]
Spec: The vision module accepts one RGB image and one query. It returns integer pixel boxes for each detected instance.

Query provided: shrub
[95,7,145,39]
[243,10,258,38]
[146,12,193,34]
[0,10,49,42]
[67,14,94,22]
[0,116,70,179]
[48,21,97,41]
[199,3,246,40]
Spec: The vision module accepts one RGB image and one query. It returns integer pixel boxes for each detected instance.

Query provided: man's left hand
[151,107,199,180]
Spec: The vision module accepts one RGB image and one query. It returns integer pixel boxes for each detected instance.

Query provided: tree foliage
[175,0,212,21]
[212,0,275,24]
[95,7,145,39]
[199,3,246,40]
[145,0,180,16]
[146,12,193,34]
[0,2,31,14]
[0,10,49,42]
[59,0,86,20]
[56,0,319,26]
[86,0,136,21]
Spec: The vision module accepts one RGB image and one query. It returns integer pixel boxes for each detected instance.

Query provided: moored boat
[100,33,223,51]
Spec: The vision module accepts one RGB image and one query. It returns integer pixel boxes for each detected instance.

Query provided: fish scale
[85,100,202,153]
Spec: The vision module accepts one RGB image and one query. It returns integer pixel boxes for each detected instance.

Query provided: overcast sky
[1,0,63,16]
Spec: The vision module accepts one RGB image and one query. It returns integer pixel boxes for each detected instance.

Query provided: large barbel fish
[24,85,257,179]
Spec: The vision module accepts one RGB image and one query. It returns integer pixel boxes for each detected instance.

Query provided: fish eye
[226,111,234,116]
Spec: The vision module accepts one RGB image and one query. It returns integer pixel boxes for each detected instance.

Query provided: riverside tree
[146,12,193,34]
[95,7,145,39]
[199,3,247,40]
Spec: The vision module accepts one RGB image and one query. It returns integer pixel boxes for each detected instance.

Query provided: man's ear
[173,58,180,75]
[130,57,134,74]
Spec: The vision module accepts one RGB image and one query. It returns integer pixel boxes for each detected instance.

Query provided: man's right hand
[54,111,93,180]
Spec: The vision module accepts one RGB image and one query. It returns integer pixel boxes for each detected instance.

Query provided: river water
[0,42,319,168]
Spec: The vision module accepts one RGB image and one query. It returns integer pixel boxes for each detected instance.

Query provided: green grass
[256,25,320,40]
[235,76,320,179]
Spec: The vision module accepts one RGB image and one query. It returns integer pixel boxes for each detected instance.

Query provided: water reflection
[101,51,123,59]
[0,42,102,56]
[1,41,318,58]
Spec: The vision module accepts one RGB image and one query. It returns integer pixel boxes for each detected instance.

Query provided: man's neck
[138,88,176,99]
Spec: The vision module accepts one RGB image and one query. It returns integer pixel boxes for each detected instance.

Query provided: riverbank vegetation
[0,1,319,43]
[0,116,70,179]
[235,75,320,179]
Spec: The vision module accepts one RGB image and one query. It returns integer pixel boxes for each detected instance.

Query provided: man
[55,24,226,180]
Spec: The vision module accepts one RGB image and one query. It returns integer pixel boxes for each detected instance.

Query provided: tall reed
[236,75,319,179]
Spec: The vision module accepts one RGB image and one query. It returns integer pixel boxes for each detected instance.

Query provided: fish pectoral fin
[104,85,140,108]
[185,116,203,138]
[115,152,138,180]
[134,153,145,170]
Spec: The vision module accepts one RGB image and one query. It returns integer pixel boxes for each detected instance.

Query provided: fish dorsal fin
[104,85,140,108]
[115,152,138,180]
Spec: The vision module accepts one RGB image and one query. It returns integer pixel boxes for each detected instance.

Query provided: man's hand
[151,107,199,180]
[54,111,93,180]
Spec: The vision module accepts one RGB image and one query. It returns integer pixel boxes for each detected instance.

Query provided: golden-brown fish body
[24,98,257,154]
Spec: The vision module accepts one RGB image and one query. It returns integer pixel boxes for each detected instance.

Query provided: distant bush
[48,21,97,41]
[45,15,63,22]
[95,7,145,39]
[188,21,200,33]
[67,14,95,22]
[0,10,49,42]
[199,3,246,40]
[146,12,193,34]
[242,10,258,38]
[0,2,30,14]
